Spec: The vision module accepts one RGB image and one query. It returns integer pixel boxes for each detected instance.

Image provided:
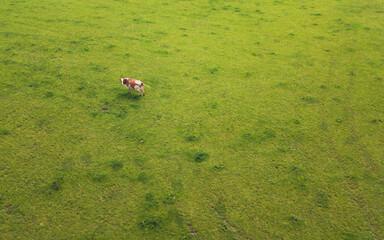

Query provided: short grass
[1,0,383,239]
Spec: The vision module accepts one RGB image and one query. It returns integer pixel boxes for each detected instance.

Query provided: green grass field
[1,0,383,239]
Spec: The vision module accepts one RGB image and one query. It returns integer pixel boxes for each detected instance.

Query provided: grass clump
[288,216,304,226]
[50,176,64,191]
[162,194,177,205]
[90,171,108,182]
[0,129,10,135]
[209,67,218,74]
[292,119,301,124]
[315,192,330,208]
[144,193,159,209]
[185,135,199,142]
[242,129,277,143]
[139,215,163,230]
[5,204,25,216]
[109,160,123,171]
[301,96,317,103]
[263,129,276,139]
[194,151,209,163]
[212,164,226,171]
[43,91,54,98]
[336,119,343,123]
[138,172,149,182]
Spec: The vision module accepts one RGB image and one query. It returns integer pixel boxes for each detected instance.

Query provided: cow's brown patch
[129,80,136,89]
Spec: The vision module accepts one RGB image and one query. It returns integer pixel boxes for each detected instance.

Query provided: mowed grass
[1,0,383,239]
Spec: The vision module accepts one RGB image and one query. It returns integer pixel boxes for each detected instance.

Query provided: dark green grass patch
[211,164,226,171]
[0,129,11,135]
[90,171,108,182]
[43,91,54,98]
[139,215,164,231]
[194,151,209,163]
[185,134,199,142]
[144,193,159,209]
[209,67,219,74]
[241,128,277,143]
[138,172,150,182]
[162,194,177,205]
[108,160,124,171]
[50,176,64,191]
[315,192,330,208]
[301,96,317,104]
[287,215,304,227]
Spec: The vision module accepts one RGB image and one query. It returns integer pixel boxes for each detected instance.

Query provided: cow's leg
[134,86,142,96]
[140,87,145,96]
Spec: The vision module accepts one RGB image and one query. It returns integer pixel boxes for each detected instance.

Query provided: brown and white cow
[120,78,150,96]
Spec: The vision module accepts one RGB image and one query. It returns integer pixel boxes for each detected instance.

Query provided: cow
[120,78,150,96]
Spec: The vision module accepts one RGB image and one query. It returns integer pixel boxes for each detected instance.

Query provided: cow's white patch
[135,80,142,85]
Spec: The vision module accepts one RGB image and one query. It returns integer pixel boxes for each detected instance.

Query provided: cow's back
[126,78,137,89]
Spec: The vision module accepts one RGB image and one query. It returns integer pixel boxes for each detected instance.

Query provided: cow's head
[120,78,126,85]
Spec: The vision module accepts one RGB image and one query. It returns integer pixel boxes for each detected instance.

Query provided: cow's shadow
[116,92,142,101]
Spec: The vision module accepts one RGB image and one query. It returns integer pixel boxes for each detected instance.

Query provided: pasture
[0,0,383,239]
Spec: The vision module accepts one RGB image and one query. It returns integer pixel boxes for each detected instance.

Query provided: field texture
[1,0,383,239]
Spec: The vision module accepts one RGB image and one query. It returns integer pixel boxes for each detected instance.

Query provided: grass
[0,0,383,239]
[194,151,209,163]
